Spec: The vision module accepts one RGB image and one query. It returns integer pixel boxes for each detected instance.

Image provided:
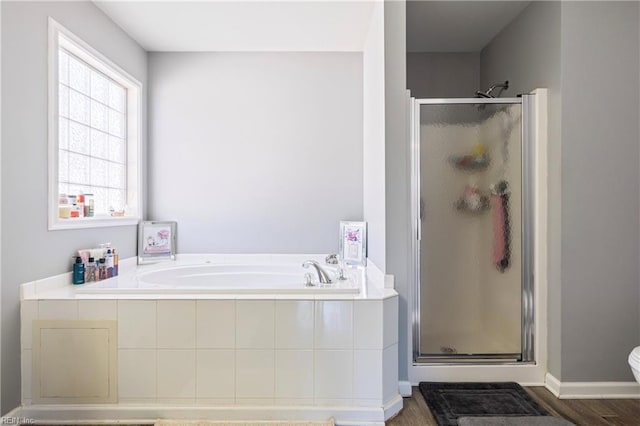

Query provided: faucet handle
[325,254,338,265]
[304,273,315,287]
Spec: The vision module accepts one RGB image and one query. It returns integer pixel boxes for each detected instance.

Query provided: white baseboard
[398,381,412,397]
[12,399,403,425]
[545,373,640,399]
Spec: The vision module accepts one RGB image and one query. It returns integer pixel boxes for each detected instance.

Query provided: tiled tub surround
[18,254,401,425]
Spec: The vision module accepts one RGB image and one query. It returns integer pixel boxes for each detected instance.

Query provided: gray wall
[480,0,563,378]
[407,52,480,98]
[559,1,639,381]
[383,0,409,381]
[1,1,146,412]
[482,1,640,382]
[148,52,363,253]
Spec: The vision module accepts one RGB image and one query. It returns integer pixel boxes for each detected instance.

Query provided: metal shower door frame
[410,96,535,364]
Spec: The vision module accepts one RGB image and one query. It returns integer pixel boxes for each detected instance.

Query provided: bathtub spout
[302,260,333,284]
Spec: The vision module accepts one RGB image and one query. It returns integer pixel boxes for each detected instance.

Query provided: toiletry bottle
[85,257,96,283]
[72,256,85,285]
[113,249,119,276]
[94,257,100,281]
[98,258,107,280]
[106,249,114,278]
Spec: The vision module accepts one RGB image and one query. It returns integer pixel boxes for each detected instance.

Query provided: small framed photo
[138,221,177,264]
[339,221,367,266]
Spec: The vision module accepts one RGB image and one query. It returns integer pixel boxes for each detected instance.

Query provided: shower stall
[411,95,535,363]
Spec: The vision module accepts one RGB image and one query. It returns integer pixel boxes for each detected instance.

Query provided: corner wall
[363,2,386,270]
[1,1,147,412]
[383,0,409,380]
[147,52,363,253]
[559,1,639,381]
[407,52,480,98]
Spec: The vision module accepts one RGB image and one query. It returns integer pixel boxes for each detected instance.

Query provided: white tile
[157,350,196,398]
[196,398,235,405]
[275,301,314,349]
[383,344,398,401]
[353,350,382,400]
[235,398,275,405]
[78,300,117,320]
[383,297,399,348]
[275,398,315,406]
[119,397,156,404]
[314,350,352,399]
[354,301,383,349]
[236,350,275,398]
[118,300,156,348]
[20,282,36,300]
[196,300,235,348]
[314,301,353,349]
[158,301,196,348]
[38,300,78,320]
[118,349,156,398]
[236,301,275,349]
[275,350,313,399]
[21,301,38,350]
[22,349,32,400]
[156,398,196,405]
[196,350,235,398]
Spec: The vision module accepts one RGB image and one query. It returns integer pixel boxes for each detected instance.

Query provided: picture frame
[138,221,177,264]
[339,221,367,266]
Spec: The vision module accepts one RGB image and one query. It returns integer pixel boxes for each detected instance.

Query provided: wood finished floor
[387,386,640,425]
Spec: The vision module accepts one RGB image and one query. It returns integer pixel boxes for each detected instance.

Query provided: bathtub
[19,254,401,424]
[76,261,361,294]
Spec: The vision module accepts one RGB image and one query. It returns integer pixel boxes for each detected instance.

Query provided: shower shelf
[454,196,490,215]
[449,154,490,171]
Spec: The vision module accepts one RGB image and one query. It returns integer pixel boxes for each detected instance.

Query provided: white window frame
[48,18,142,230]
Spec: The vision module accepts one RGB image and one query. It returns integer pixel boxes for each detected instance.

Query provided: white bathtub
[76,262,360,294]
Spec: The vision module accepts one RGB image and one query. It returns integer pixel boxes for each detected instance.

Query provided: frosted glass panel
[68,57,90,95]
[91,129,108,159]
[69,122,90,155]
[108,110,124,138]
[108,189,125,211]
[91,100,108,132]
[59,85,69,118]
[59,151,69,183]
[69,153,89,184]
[418,102,522,358]
[69,90,90,125]
[109,83,125,112]
[91,158,108,187]
[109,136,125,164]
[109,163,125,188]
[90,71,109,104]
[59,118,69,150]
[59,51,69,85]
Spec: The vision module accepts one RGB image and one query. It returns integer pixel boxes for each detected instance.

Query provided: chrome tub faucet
[302,260,333,284]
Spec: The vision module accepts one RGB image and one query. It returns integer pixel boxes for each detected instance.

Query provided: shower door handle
[417,197,425,241]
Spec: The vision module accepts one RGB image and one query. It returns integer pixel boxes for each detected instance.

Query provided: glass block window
[58,49,127,216]
[49,19,141,230]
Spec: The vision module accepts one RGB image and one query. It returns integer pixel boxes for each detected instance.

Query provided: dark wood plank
[388,386,640,425]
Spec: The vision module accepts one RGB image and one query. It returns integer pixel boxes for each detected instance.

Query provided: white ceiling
[407,1,531,53]
[94,1,376,52]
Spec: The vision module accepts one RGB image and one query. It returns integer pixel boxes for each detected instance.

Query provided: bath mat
[154,420,334,426]
[458,416,575,426]
[419,382,550,426]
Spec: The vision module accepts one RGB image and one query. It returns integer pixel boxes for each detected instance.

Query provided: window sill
[49,216,140,231]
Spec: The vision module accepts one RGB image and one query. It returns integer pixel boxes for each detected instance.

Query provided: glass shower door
[415,99,528,361]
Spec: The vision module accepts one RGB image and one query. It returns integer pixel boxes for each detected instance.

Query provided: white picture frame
[138,221,177,264]
[339,221,367,266]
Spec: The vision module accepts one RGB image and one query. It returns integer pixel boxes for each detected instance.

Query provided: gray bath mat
[419,382,550,426]
[458,416,575,426]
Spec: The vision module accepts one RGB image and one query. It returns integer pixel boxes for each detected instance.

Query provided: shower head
[475,80,510,98]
